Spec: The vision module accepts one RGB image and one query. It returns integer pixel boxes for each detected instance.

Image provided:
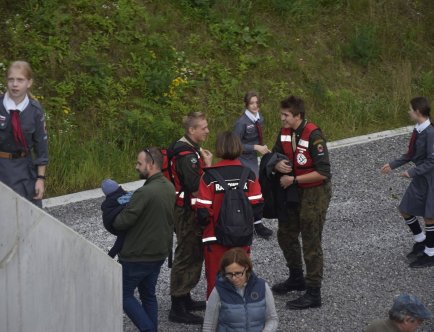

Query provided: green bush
[342,25,380,66]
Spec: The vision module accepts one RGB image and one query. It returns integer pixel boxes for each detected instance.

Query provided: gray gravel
[46,134,434,332]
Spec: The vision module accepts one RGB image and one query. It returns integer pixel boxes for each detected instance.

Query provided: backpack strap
[238,167,250,193]
[207,168,230,191]
[207,167,250,192]
[168,145,197,159]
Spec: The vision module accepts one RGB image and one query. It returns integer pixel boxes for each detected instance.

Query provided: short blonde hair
[182,112,206,134]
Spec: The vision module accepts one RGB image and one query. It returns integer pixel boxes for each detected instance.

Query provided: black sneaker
[409,253,434,268]
[254,223,273,239]
[406,241,425,260]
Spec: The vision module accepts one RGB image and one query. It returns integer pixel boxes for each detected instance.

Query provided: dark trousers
[277,182,331,287]
[121,259,165,332]
[170,205,204,297]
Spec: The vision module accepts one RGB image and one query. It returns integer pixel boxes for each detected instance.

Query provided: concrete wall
[0,182,122,332]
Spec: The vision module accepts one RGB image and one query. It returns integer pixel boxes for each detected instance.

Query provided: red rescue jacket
[195,159,264,244]
[280,122,324,188]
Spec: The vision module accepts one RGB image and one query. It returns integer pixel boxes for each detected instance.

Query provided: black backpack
[207,167,254,247]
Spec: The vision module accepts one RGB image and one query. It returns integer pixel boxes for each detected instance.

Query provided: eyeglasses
[224,267,246,279]
[143,148,154,164]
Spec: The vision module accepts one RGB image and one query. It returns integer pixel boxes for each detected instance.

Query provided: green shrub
[343,25,380,66]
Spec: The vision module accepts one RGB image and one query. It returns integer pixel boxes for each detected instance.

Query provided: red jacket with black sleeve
[195,159,264,244]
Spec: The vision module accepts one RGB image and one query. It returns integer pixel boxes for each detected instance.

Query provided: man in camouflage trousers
[168,112,213,324]
[271,95,332,310]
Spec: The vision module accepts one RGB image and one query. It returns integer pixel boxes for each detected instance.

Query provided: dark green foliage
[0,0,432,195]
[343,25,380,66]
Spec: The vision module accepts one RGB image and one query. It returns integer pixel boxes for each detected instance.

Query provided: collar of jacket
[294,119,308,137]
[181,135,201,150]
[143,172,164,185]
[210,159,243,168]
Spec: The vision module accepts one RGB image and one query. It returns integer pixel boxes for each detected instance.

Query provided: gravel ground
[46,134,434,332]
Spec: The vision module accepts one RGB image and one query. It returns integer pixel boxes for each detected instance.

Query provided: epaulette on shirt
[29,98,43,111]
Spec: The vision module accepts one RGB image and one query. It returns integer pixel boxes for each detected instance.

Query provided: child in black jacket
[101,179,133,258]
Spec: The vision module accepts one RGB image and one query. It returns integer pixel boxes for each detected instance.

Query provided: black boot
[409,253,434,268]
[286,286,321,310]
[168,295,203,324]
[406,241,425,260]
[254,222,273,239]
[272,269,306,295]
[184,293,206,311]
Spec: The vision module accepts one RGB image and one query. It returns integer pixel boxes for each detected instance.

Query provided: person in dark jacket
[100,178,133,258]
[113,147,176,332]
[381,97,434,268]
[0,61,48,207]
[233,91,273,239]
[202,247,278,332]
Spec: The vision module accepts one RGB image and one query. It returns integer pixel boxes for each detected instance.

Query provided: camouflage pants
[170,205,204,297]
[277,182,332,287]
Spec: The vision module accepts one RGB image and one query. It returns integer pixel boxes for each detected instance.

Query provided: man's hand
[400,171,411,178]
[34,179,45,200]
[275,160,292,174]
[280,175,294,189]
[201,149,213,167]
[380,163,392,174]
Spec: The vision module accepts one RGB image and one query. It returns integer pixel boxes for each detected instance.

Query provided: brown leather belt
[0,151,28,159]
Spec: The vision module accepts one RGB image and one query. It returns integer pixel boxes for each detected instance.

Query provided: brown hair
[280,95,305,119]
[219,247,253,279]
[182,112,206,134]
[410,97,431,118]
[8,61,33,80]
[244,90,260,108]
[215,131,242,160]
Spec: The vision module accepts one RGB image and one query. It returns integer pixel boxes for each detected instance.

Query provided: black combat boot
[286,286,321,310]
[254,222,273,239]
[272,269,306,295]
[406,241,425,260]
[168,295,203,324]
[184,293,206,311]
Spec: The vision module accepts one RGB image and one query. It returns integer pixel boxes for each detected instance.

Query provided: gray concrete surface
[45,132,434,332]
[0,183,123,332]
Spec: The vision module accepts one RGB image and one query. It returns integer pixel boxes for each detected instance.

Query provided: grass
[0,0,433,196]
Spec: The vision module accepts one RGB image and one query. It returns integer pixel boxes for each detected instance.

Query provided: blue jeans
[121,259,165,332]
